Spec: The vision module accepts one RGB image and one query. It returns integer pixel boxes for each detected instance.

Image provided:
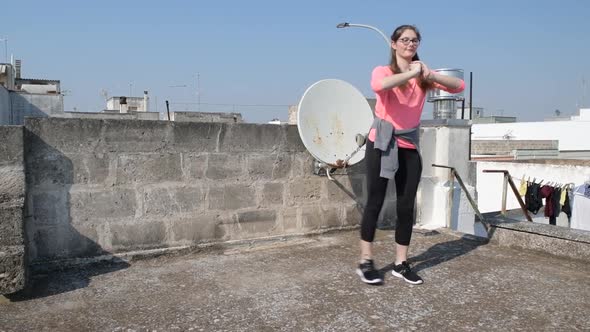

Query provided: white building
[0,61,64,125]
[106,91,149,113]
[472,108,590,159]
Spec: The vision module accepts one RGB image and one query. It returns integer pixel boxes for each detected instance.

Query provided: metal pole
[468,72,473,161]
[2,39,6,63]
[451,168,486,222]
[196,73,200,112]
[501,173,508,215]
[469,72,473,119]
[506,175,533,222]
[165,100,170,121]
[482,169,533,222]
[432,164,487,224]
[461,98,466,120]
[447,171,455,228]
[336,22,391,47]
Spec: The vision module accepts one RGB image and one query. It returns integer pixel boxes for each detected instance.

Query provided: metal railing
[432,164,486,227]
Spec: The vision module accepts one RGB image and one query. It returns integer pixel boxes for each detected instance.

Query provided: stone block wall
[23,118,366,264]
[0,126,26,294]
[472,140,558,155]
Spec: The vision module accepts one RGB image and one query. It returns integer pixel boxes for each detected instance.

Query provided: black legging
[360,139,422,246]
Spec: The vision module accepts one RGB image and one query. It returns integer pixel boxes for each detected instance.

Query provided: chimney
[143,90,149,112]
[119,96,128,113]
[15,59,21,79]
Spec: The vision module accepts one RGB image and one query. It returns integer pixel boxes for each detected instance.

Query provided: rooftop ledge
[483,213,590,262]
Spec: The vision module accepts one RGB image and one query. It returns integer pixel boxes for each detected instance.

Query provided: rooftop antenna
[100,89,108,101]
[296,79,374,180]
[0,38,7,63]
[196,73,201,112]
[582,76,587,108]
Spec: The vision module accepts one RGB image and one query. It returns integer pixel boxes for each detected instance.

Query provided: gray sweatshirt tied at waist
[371,117,420,179]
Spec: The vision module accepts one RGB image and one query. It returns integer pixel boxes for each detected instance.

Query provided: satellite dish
[297,79,374,178]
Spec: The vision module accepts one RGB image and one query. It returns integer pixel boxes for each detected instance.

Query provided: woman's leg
[393,148,422,264]
[359,140,389,260]
[357,140,389,284]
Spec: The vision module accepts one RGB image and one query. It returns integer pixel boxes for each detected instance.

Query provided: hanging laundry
[540,185,555,218]
[560,188,567,206]
[525,182,543,214]
[562,188,572,219]
[570,184,590,231]
[550,187,561,226]
[518,176,527,196]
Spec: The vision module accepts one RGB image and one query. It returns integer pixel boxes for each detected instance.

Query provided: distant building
[452,105,517,123]
[472,108,590,160]
[455,106,484,120]
[16,78,60,95]
[288,105,297,125]
[0,60,64,125]
[472,116,517,124]
[268,118,288,125]
[106,91,149,113]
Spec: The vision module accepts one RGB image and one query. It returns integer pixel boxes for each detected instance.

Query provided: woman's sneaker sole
[356,269,383,284]
[391,270,423,285]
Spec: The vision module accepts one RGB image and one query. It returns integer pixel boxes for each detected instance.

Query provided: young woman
[356,25,465,285]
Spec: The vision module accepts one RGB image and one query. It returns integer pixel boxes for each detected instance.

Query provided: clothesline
[512,175,576,189]
[513,175,590,230]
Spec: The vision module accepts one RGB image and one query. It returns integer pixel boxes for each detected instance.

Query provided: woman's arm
[426,71,464,92]
[417,61,465,93]
[375,63,422,91]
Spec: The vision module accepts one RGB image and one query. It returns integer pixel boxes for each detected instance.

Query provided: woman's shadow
[7,128,130,301]
[379,231,488,275]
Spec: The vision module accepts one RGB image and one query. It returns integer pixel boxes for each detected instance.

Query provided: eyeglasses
[397,38,420,45]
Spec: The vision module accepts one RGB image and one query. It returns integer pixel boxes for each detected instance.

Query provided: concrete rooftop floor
[1,229,589,331]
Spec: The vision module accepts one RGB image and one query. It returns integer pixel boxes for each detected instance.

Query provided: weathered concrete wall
[0,126,26,294]
[23,118,366,264]
[55,111,160,121]
[10,92,64,125]
[171,112,243,123]
[15,117,478,265]
[472,140,558,155]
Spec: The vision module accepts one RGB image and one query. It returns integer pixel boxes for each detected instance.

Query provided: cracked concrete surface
[1,229,589,331]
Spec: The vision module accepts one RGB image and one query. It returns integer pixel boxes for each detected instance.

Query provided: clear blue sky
[3,0,589,123]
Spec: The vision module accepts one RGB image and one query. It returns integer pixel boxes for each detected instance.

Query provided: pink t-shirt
[368,66,465,149]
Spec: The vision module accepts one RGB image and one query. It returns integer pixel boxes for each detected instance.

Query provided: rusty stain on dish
[313,127,322,145]
[331,159,347,168]
[331,115,344,145]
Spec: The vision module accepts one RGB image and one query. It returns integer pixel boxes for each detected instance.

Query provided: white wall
[10,92,64,124]
[106,97,147,112]
[472,119,590,151]
[476,161,590,213]
[417,122,481,236]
